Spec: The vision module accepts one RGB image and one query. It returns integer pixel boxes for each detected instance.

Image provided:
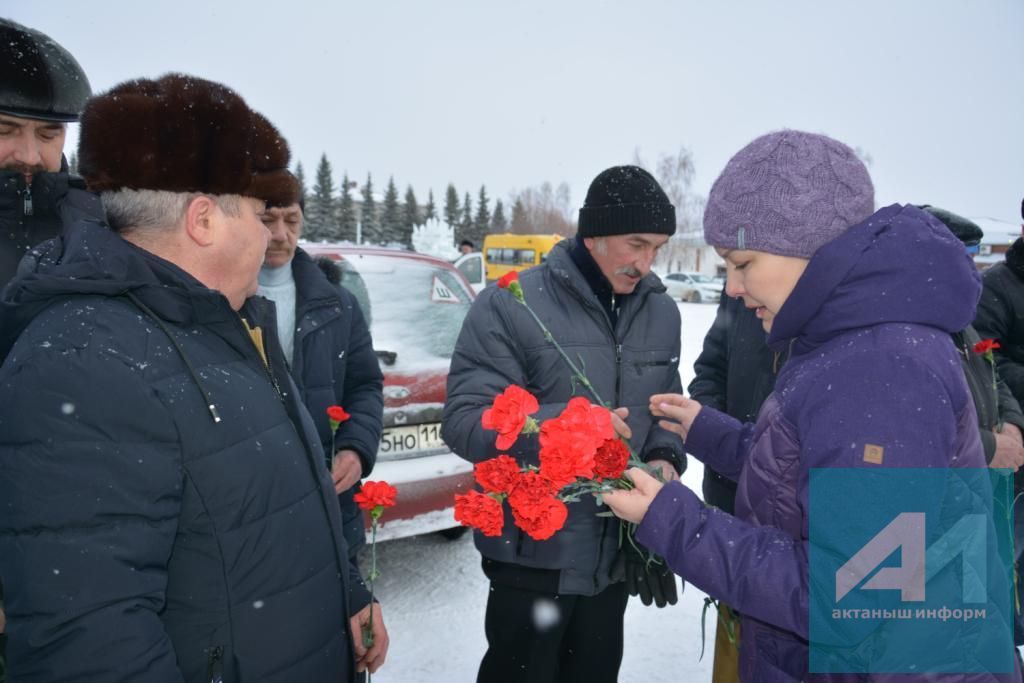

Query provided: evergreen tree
[306,154,336,240]
[424,189,437,222]
[491,199,508,232]
[443,184,460,229]
[294,161,308,211]
[510,197,528,232]
[68,152,79,176]
[360,173,380,244]
[338,173,357,242]
[460,192,474,244]
[401,185,420,246]
[380,176,402,244]
[474,185,491,241]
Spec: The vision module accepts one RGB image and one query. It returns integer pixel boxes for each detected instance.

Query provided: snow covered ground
[364,301,720,682]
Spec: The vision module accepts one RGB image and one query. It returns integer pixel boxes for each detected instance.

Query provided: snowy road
[363,302,720,682]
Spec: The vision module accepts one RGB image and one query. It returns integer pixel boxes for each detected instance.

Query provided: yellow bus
[482,233,566,283]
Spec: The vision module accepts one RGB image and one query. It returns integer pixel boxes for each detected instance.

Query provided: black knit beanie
[577,165,676,238]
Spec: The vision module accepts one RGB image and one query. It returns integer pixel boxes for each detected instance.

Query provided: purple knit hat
[703,130,875,259]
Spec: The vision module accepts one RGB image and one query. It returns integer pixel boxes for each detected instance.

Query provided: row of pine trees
[298,153,523,249]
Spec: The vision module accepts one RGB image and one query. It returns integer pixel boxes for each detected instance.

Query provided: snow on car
[302,244,476,541]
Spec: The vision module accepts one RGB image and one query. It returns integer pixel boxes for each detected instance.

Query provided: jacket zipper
[22,187,33,216]
[206,645,224,683]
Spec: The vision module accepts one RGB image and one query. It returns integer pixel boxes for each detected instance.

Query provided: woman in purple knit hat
[605,130,1020,681]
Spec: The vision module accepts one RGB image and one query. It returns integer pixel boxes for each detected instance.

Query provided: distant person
[605,130,1018,679]
[443,165,685,683]
[0,73,375,681]
[459,239,475,254]
[257,199,389,675]
[0,18,91,288]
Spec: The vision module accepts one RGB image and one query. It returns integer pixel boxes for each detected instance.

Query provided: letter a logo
[835,512,926,602]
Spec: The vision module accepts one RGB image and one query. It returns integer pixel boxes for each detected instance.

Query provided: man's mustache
[5,162,48,177]
[615,266,642,278]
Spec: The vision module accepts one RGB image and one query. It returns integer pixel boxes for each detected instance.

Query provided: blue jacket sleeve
[0,346,184,681]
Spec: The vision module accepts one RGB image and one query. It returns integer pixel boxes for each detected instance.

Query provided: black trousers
[477,579,628,683]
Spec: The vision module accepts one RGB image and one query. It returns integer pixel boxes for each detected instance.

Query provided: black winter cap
[577,165,676,238]
[0,19,91,122]
[919,205,983,245]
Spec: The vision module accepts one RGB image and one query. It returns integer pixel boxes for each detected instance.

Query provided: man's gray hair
[101,188,242,234]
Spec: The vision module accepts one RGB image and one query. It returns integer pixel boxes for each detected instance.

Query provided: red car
[302,243,475,541]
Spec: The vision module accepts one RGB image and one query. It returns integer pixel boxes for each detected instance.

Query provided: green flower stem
[514,297,606,408]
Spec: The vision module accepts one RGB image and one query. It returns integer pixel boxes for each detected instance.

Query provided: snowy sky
[9,1,1024,230]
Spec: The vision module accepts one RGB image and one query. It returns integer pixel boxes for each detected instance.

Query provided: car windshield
[340,253,472,372]
[690,274,715,283]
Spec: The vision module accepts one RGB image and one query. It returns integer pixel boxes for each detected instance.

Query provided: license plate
[378,423,446,460]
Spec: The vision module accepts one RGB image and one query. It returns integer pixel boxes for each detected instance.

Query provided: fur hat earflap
[78,73,298,206]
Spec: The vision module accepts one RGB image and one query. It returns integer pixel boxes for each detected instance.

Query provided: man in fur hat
[0,74,385,681]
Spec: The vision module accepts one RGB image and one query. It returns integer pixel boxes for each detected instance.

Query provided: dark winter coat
[975,238,1024,405]
[952,325,1024,464]
[0,190,369,682]
[442,240,685,596]
[638,205,1017,681]
[0,164,78,289]
[687,293,784,515]
[288,248,384,556]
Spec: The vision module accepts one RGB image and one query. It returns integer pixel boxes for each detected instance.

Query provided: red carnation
[537,397,615,487]
[454,490,505,537]
[594,438,631,480]
[326,405,351,431]
[481,385,540,450]
[354,480,398,512]
[508,471,568,540]
[475,455,522,494]
[497,271,519,289]
[974,338,1001,355]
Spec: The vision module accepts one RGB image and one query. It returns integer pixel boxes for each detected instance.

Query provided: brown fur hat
[77,73,297,206]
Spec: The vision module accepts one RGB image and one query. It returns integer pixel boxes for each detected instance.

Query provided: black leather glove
[612,541,679,608]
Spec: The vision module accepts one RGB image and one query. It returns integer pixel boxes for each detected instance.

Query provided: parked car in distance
[662,272,722,303]
[301,243,476,541]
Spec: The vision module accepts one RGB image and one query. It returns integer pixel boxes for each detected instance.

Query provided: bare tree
[634,146,709,272]
[507,181,576,235]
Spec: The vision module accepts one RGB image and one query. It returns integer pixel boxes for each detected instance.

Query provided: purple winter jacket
[638,205,1019,682]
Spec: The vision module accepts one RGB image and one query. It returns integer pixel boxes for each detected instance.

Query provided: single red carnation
[974,338,1001,355]
[510,496,567,541]
[537,397,615,487]
[354,480,398,511]
[475,455,522,494]
[454,490,505,537]
[507,471,557,518]
[594,438,631,480]
[326,405,351,428]
[481,385,540,450]
[497,271,519,289]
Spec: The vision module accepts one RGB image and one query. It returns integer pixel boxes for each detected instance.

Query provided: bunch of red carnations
[453,385,635,541]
